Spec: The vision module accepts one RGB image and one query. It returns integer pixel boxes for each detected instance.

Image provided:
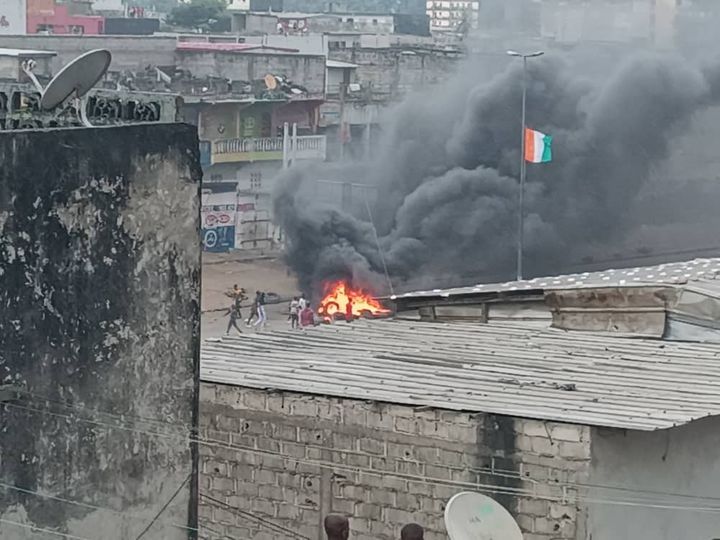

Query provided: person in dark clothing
[254,290,267,328]
[225,302,243,335]
[323,514,349,540]
[246,291,260,326]
[400,523,424,540]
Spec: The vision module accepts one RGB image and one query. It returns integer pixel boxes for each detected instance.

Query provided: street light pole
[507,49,544,281]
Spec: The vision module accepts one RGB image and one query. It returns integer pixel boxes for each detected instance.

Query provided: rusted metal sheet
[201,319,720,431]
[545,287,672,336]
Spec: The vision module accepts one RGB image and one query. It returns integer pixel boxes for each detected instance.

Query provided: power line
[6,400,720,513]
[0,518,94,540]
[134,473,192,540]
[201,493,312,540]
[0,479,202,536]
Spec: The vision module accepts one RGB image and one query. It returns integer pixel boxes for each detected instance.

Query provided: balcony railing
[207,135,327,164]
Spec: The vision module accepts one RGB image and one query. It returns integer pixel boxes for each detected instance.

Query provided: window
[250,172,262,191]
[69,25,84,35]
[372,19,378,25]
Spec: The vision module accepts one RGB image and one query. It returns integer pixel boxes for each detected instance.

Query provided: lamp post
[507,49,544,281]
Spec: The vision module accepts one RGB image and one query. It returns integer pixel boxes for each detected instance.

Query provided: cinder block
[558,441,591,460]
[517,513,535,532]
[358,437,386,455]
[518,498,550,517]
[211,477,235,493]
[395,492,420,511]
[522,420,551,438]
[242,390,266,411]
[290,399,319,417]
[258,484,283,500]
[531,436,556,456]
[394,416,418,434]
[356,502,383,519]
[425,464,453,480]
[366,410,394,430]
[383,507,415,525]
[251,498,275,516]
[549,424,583,443]
[276,502,300,519]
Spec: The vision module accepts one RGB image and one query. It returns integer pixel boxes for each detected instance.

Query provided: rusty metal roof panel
[201,319,720,431]
[392,258,720,301]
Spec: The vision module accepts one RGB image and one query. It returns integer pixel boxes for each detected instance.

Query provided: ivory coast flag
[524,128,552,163]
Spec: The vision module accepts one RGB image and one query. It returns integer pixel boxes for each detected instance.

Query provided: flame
[317,280,391,320]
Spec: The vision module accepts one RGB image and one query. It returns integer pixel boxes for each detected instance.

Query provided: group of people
[324,514,424,540]
[288,294,315,329]
[224,286,320,334]
[224,285,268,335]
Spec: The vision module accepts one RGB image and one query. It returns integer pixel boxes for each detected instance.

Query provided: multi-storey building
[426,0,479,31]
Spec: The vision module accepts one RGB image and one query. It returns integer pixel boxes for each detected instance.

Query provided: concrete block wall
[199,383,590,540]
[513,419,591,540]
[200,384,518,540]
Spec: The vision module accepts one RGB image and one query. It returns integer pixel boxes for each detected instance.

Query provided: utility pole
[282,121,289,169]
[338,82,346,161]
[507,49,544,281]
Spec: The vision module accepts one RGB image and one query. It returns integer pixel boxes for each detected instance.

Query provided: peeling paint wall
[0,124,202,540]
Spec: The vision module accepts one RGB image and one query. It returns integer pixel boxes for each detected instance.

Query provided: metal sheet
[201,319,720,432]
[392,258,720,302]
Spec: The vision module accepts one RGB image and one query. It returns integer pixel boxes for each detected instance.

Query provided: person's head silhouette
[401,523,424,540]
[324,514,349,540]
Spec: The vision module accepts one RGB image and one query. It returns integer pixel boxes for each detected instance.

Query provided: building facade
[0,123,201,539]
[426,0,479,31]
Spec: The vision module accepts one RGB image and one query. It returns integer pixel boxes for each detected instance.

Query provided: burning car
[317,280,391,322]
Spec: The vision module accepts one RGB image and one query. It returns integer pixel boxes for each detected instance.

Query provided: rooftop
[175,41,315,55]
[392,257,720,302]
[0,48,57,58]
[201,319,720,432]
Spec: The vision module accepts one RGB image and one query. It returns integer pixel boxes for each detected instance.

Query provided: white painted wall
[588,417,720,540]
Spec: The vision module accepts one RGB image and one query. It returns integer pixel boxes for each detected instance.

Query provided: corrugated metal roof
[201,319,720,432]
[392,258,720,301]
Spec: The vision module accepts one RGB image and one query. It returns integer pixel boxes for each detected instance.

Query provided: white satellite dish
[22,49,111,127]
[444,492,524,540]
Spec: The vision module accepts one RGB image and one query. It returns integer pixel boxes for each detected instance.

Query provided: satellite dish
[264,73,278,90]
[444,492,524,540]
[40,49,111,110]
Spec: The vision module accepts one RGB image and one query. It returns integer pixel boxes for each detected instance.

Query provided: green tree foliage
[166,0,230,31]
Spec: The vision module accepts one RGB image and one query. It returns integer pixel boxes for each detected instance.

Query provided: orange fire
[317,280,391,320]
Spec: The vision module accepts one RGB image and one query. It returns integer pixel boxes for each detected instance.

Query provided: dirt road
[201,252,300,339]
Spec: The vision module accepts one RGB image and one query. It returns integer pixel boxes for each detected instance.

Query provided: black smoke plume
[274,54,716,297]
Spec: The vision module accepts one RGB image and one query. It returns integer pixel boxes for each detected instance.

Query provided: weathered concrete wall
[0,124,201,539]
[328,48,461,95]
[587,417,720,540]
[176,52,326,98]
[199,384,589,540]
[0,35,177,72]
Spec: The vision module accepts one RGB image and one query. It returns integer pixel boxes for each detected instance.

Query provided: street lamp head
[507,50,545,58]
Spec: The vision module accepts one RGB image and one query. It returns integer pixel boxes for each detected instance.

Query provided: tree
[166,0,229,31]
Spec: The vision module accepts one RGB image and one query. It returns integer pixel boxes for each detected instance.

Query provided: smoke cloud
[274,53,719,296]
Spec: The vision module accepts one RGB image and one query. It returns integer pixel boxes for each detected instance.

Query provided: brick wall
[513,420,591,540]
[199,383,590,540]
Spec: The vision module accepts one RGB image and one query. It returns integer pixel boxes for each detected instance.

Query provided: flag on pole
[524,128,552,163]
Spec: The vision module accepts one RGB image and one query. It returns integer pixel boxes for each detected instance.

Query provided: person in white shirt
[289,297,300,329]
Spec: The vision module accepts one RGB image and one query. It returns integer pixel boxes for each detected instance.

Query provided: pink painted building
[27,1,104,35]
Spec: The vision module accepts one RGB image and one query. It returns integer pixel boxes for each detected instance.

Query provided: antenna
[23,49,111,128]
[444,492,524,540]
